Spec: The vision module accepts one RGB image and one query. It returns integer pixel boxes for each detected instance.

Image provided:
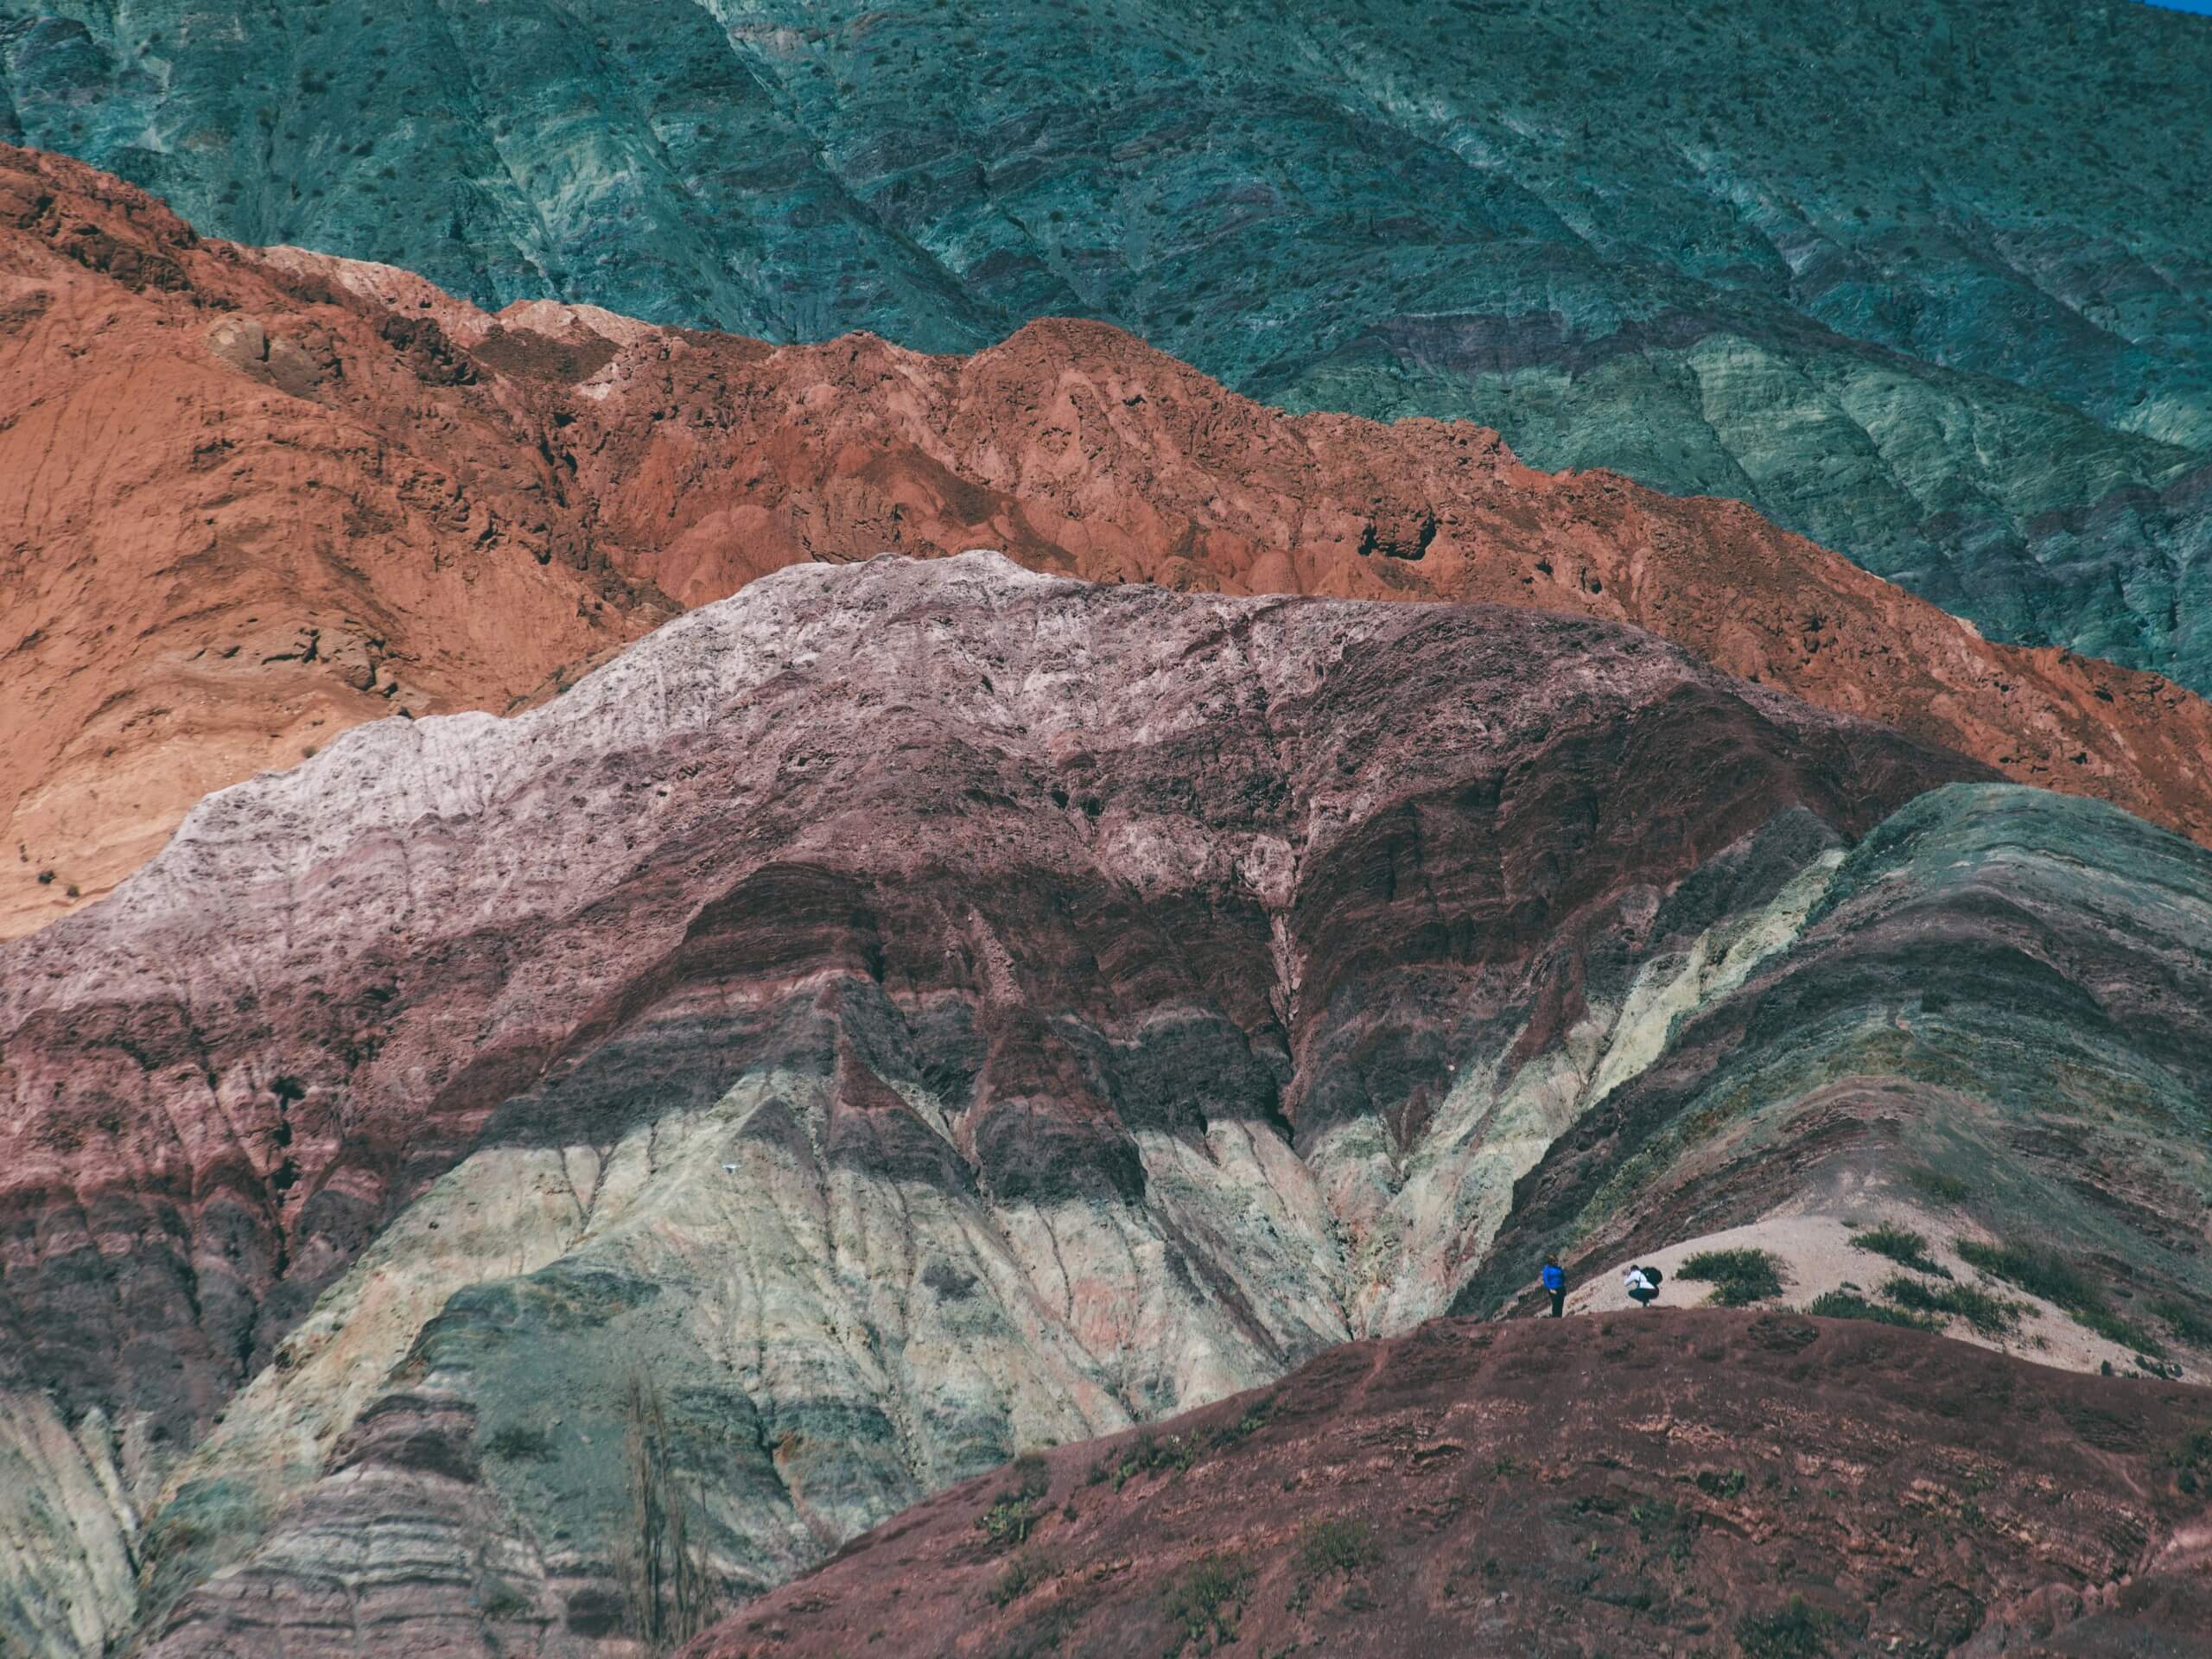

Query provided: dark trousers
[1630,1287,1657,1307]
[1548,1289,1566,1318]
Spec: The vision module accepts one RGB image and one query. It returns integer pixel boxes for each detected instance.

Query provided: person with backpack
[1541,1255,1567,1317]
[1624,1263,1662,1308]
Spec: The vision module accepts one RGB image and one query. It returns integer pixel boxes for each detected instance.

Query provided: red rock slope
[685,1311,2212,1659]
[7,143,2212,937]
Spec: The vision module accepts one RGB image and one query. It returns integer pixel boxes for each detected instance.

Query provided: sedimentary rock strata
[5,2,2207,686]
[9,143,2212,940]
[2,553,1975,1656]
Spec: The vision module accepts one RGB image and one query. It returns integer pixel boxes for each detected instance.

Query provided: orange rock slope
[6,142,2211,937]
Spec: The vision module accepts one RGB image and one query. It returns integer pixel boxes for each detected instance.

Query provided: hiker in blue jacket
[1541,1255,1567,1318]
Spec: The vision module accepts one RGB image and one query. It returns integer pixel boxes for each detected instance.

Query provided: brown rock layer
[685,1311,2212,1659]
[6,142,2212,938]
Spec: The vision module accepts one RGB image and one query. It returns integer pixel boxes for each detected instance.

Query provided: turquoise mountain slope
[3,0,2208,683]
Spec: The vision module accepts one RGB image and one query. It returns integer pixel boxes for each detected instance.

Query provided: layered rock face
[0,555,1980,1656]
[687,1313,2212,1659]
[0,143,674,938]
[3,2,2207,684]
[10,143,2212,941]
[1454,785,2212,1370]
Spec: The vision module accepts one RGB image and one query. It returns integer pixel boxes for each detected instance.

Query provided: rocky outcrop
[9,143,2212,940]
[4,2,2207,685]
[1,554,1978,1656]
[1451,781,2212,1398]
[683,1312,2212,1659]
[0,143,673,938]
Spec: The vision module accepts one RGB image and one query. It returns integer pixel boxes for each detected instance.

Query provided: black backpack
[1644,1266,1664,1287]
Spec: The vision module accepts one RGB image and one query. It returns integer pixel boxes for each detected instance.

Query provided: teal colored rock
[3,2,2208,683]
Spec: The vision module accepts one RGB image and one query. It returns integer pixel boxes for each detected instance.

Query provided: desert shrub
[2152,1296,2212,1350]
[1296,1516,1378,1578]
[1097,1399,1274,1491]
[1630,1497,1700,1563]
[1161,1553,1249,1654]
[480,1577,531,1618]
[1680,1248,1785,1306]
[987,1549,1054,1608]
[1882,1275,2023,1337]
[977,1454,1052,1548]
[1851,1224,1949,1278]
[1955,1239,2091,1306]
[1955,1239,2163,1356]
[1808,1289,1938,1331]
[1737,1594,1833,1657]
[1009,1451,1051,1495]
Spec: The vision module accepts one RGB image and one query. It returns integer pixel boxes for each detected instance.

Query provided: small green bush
[1694,1468,1747,1498]
[2173,1428,2212,1496]
[1955,1239,2164,1357]
[987,1550,1054,1608]
[1161,1553,1249,1655]
[479,1579,531,1618]
[976,1452,1053,1546]
[1096,1398,1275,1491]
[1851,1224,1950,1278]
[1882,1275,2023,1337]
[1630,1497,1700,1563]
[2152,1296,2212,1350]
[1296,1516,1378,1579]
[1681,1248,1785,1306]
[1808,1289,1938,1331]
[1737,1594,1833,1657]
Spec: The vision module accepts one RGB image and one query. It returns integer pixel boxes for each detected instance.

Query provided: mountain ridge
[9,142,2212,943]
[4,0,2206,683]
[2,551,1988,1656]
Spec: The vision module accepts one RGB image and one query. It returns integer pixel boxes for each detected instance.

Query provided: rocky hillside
[11,143,2212,939]
[1457,785,2212,1376]
[1,554,1982,1656]
[685,1313,2212,1659]
[0,143,677,938]
[6,558,2210,1659]
[3,2,2206,686]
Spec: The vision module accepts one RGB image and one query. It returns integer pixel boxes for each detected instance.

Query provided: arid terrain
[3,556,2206,1657]
[10,143,2212,939]
[3,13,2210,1649]
[687,1313,2212,1659]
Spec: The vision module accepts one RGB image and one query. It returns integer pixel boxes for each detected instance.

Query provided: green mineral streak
[4,1,2208,683]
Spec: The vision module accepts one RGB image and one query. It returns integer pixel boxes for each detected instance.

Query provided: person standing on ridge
[1541,1255,1567,1317]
